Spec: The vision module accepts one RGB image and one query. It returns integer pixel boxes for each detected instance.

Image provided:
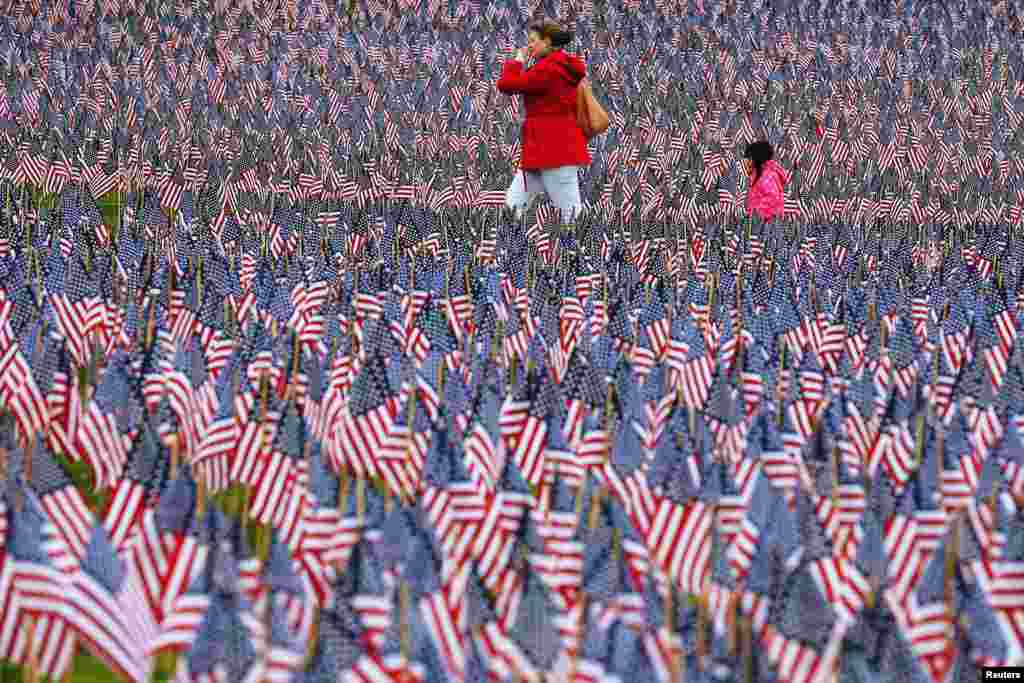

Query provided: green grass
[21,457,271,682]
[0,478,269,682]
[93,192,180,241]
[53,449,108,514]
[96,192,123,236]
[3,187,149,682]
[32,190,58,213]
[15,185,124,239]
[70,652,118,683]
[8,185,378,683]
[0,649,129,683]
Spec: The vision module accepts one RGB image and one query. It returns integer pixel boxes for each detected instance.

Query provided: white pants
[504,166,583,223]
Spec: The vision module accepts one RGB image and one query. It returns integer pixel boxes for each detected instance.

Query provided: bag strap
[555,60,587,87]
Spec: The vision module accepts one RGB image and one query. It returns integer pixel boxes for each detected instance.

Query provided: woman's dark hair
[528,19,574,48]
[744,140,774,181]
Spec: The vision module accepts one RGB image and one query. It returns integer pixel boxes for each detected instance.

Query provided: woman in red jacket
[497,20,591,225]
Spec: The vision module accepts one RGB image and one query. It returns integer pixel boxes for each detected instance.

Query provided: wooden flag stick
[589,382,615,530]
[742,615,755,683]
[588,485,604,531]
[444,257,451,299]
[574,471,588,520]
[777,342,788,427]
[727,586,742,656]
[146,296,157,349]
[3,425,23,514]
[196,466,207,519]
[945,510,959,611]
[383,474,393,514]
[21,427,36,494]
[17,184,26,240]
[399,580,412,661]
[32,249,43,305]
[260,371,273,420]
[289,333,302,396]
[240,476,251,534]
[935,424,945,508]
[23,616,40,683]
[170,433,180,481]
[914,402,927,468]
[542,460,556,520]
[696,595,707,666]
[356,476,366,524]
[831,446,840,509]
[338,469,351,515]
[664,582,675,631]
[167,263,176,307]
[568,596,586,683]
[305,603,320,668]
[0,439,6,503]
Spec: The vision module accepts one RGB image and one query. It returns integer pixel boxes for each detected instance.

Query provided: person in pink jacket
[743,141,789,222]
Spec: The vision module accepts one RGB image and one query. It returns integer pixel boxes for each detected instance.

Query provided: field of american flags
[3,0,1024,680]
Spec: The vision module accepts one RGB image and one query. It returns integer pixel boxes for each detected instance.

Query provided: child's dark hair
[744,140,774,182]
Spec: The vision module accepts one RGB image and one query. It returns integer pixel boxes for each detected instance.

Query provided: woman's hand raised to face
[514,46,528,62]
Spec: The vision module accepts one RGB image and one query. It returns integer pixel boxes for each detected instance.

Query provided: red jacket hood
[541,49,586,85]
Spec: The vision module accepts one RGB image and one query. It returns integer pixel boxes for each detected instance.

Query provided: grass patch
[94,192,179,238]
[17,184,124,238]
[211,483,272,554]
[53,449,108,514]
[151,651,177,683]
[96,192,123,236]
[69,651,117,683]
[0,660,21,682]
[31,187,58,214]
[0,649,117,683]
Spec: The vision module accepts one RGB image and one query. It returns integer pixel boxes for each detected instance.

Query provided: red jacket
[497,49,592,171]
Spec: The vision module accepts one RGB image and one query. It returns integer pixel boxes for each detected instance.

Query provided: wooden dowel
[696,595,707,666]
[355,476,366,523]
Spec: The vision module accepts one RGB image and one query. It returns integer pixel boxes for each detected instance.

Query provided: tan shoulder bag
[577,78,610,139]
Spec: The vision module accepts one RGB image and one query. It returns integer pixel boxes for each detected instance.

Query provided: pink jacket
[746,160,789,221]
